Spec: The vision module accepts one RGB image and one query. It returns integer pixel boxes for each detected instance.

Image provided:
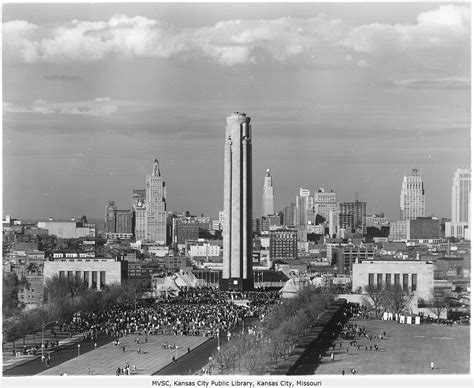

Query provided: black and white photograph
[1,1,471,386]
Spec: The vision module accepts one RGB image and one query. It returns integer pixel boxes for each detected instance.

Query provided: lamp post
[41,320,57,357]
[134,289,137,312]
[77,344,81,357]
[217,329,220,354]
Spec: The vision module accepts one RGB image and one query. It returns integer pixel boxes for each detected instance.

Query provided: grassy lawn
[314,319,470,375]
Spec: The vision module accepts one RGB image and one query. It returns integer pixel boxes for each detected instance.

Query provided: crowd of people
[67,288,280,343]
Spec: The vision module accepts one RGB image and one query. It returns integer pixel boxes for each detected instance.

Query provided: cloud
[4,99,119,117]
[3,13,346,66]
[2,5,470,68]
[43,74,82,81]
[383,77,471,89]
[344,5,470,55]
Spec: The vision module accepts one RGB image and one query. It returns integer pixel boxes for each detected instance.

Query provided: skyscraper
[446,167,471,239]
[314,188,337,222]
[451,168,471,223]
[262,169,275,216]
[400,168,425,220]
[104,201,133,237]
[105,201,117,234]
[145,159,167,244]
[132,189,146,239]
[221,112,253,291]
[295,188,313,226]
[283,203,296,226]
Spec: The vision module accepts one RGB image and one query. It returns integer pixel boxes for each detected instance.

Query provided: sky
[2,2,471,221]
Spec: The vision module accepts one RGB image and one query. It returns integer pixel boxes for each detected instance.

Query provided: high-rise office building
[283,203,296,226]
[221,112,253,291]
[451,168,471,223]
[295,188,313,226]
[339,200,367,234]
[328,207,339,238]
[105,201,133,236]
[262,169,275,216]
[445,168,471,239]
[132,189,146,239]
[400,168,425,220]
[314,188,337,222]
[115,210,133,234]
[105,201,117,234]
[145,159,167,244]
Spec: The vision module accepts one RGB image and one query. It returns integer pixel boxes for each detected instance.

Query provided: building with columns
[221,112,253,291]
[262,169,275,216]
[43,258,128,290]
[352,259,435,313]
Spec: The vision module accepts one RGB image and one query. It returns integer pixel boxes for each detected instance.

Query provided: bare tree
[427,297,449,321]
[363,284,386,318]
[383,284,414,314]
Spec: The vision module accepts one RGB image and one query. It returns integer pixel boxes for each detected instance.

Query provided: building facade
[339,201,367,234]
[269,228,298,260]
[221,112,253,291]
[389,220,410,241]
[445,221,470,239]
[105,202,133,237]
[409,217,440,240]
[145,159,167,244]
[44,258,127,290]
[352,260,435,311]
[400,168,425,220]
[295,188,313,226]
[334,246,375,274]
[262,169,275,216]
[132,189,146,240]
[283,203,296,226]
[451,167,471,223]
[173,217,200,246]
[37,221,95,239]
[314,188,336,222]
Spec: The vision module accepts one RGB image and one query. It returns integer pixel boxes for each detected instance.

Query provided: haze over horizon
[2,2,471,221]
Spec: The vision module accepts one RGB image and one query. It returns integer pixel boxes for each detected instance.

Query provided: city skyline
[2,2,471,221]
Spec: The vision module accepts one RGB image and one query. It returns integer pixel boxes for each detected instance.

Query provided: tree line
[2,275,144,347]
[209,285,334,375]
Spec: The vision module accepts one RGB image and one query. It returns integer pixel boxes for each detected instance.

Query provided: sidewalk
[36,333,211,376]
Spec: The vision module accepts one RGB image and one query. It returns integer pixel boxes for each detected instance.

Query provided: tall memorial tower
[221,112,254,291]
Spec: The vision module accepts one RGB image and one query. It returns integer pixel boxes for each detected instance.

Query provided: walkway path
[36,333,210,376]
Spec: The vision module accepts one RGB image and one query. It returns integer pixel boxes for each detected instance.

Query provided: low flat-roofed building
[445,222,470,240]
[44,257,127,290]
[38,221,96,239]
[352,259,434,311]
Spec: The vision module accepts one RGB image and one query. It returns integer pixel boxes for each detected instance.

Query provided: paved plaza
[35,333,210,376]
[314,319,470,375]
